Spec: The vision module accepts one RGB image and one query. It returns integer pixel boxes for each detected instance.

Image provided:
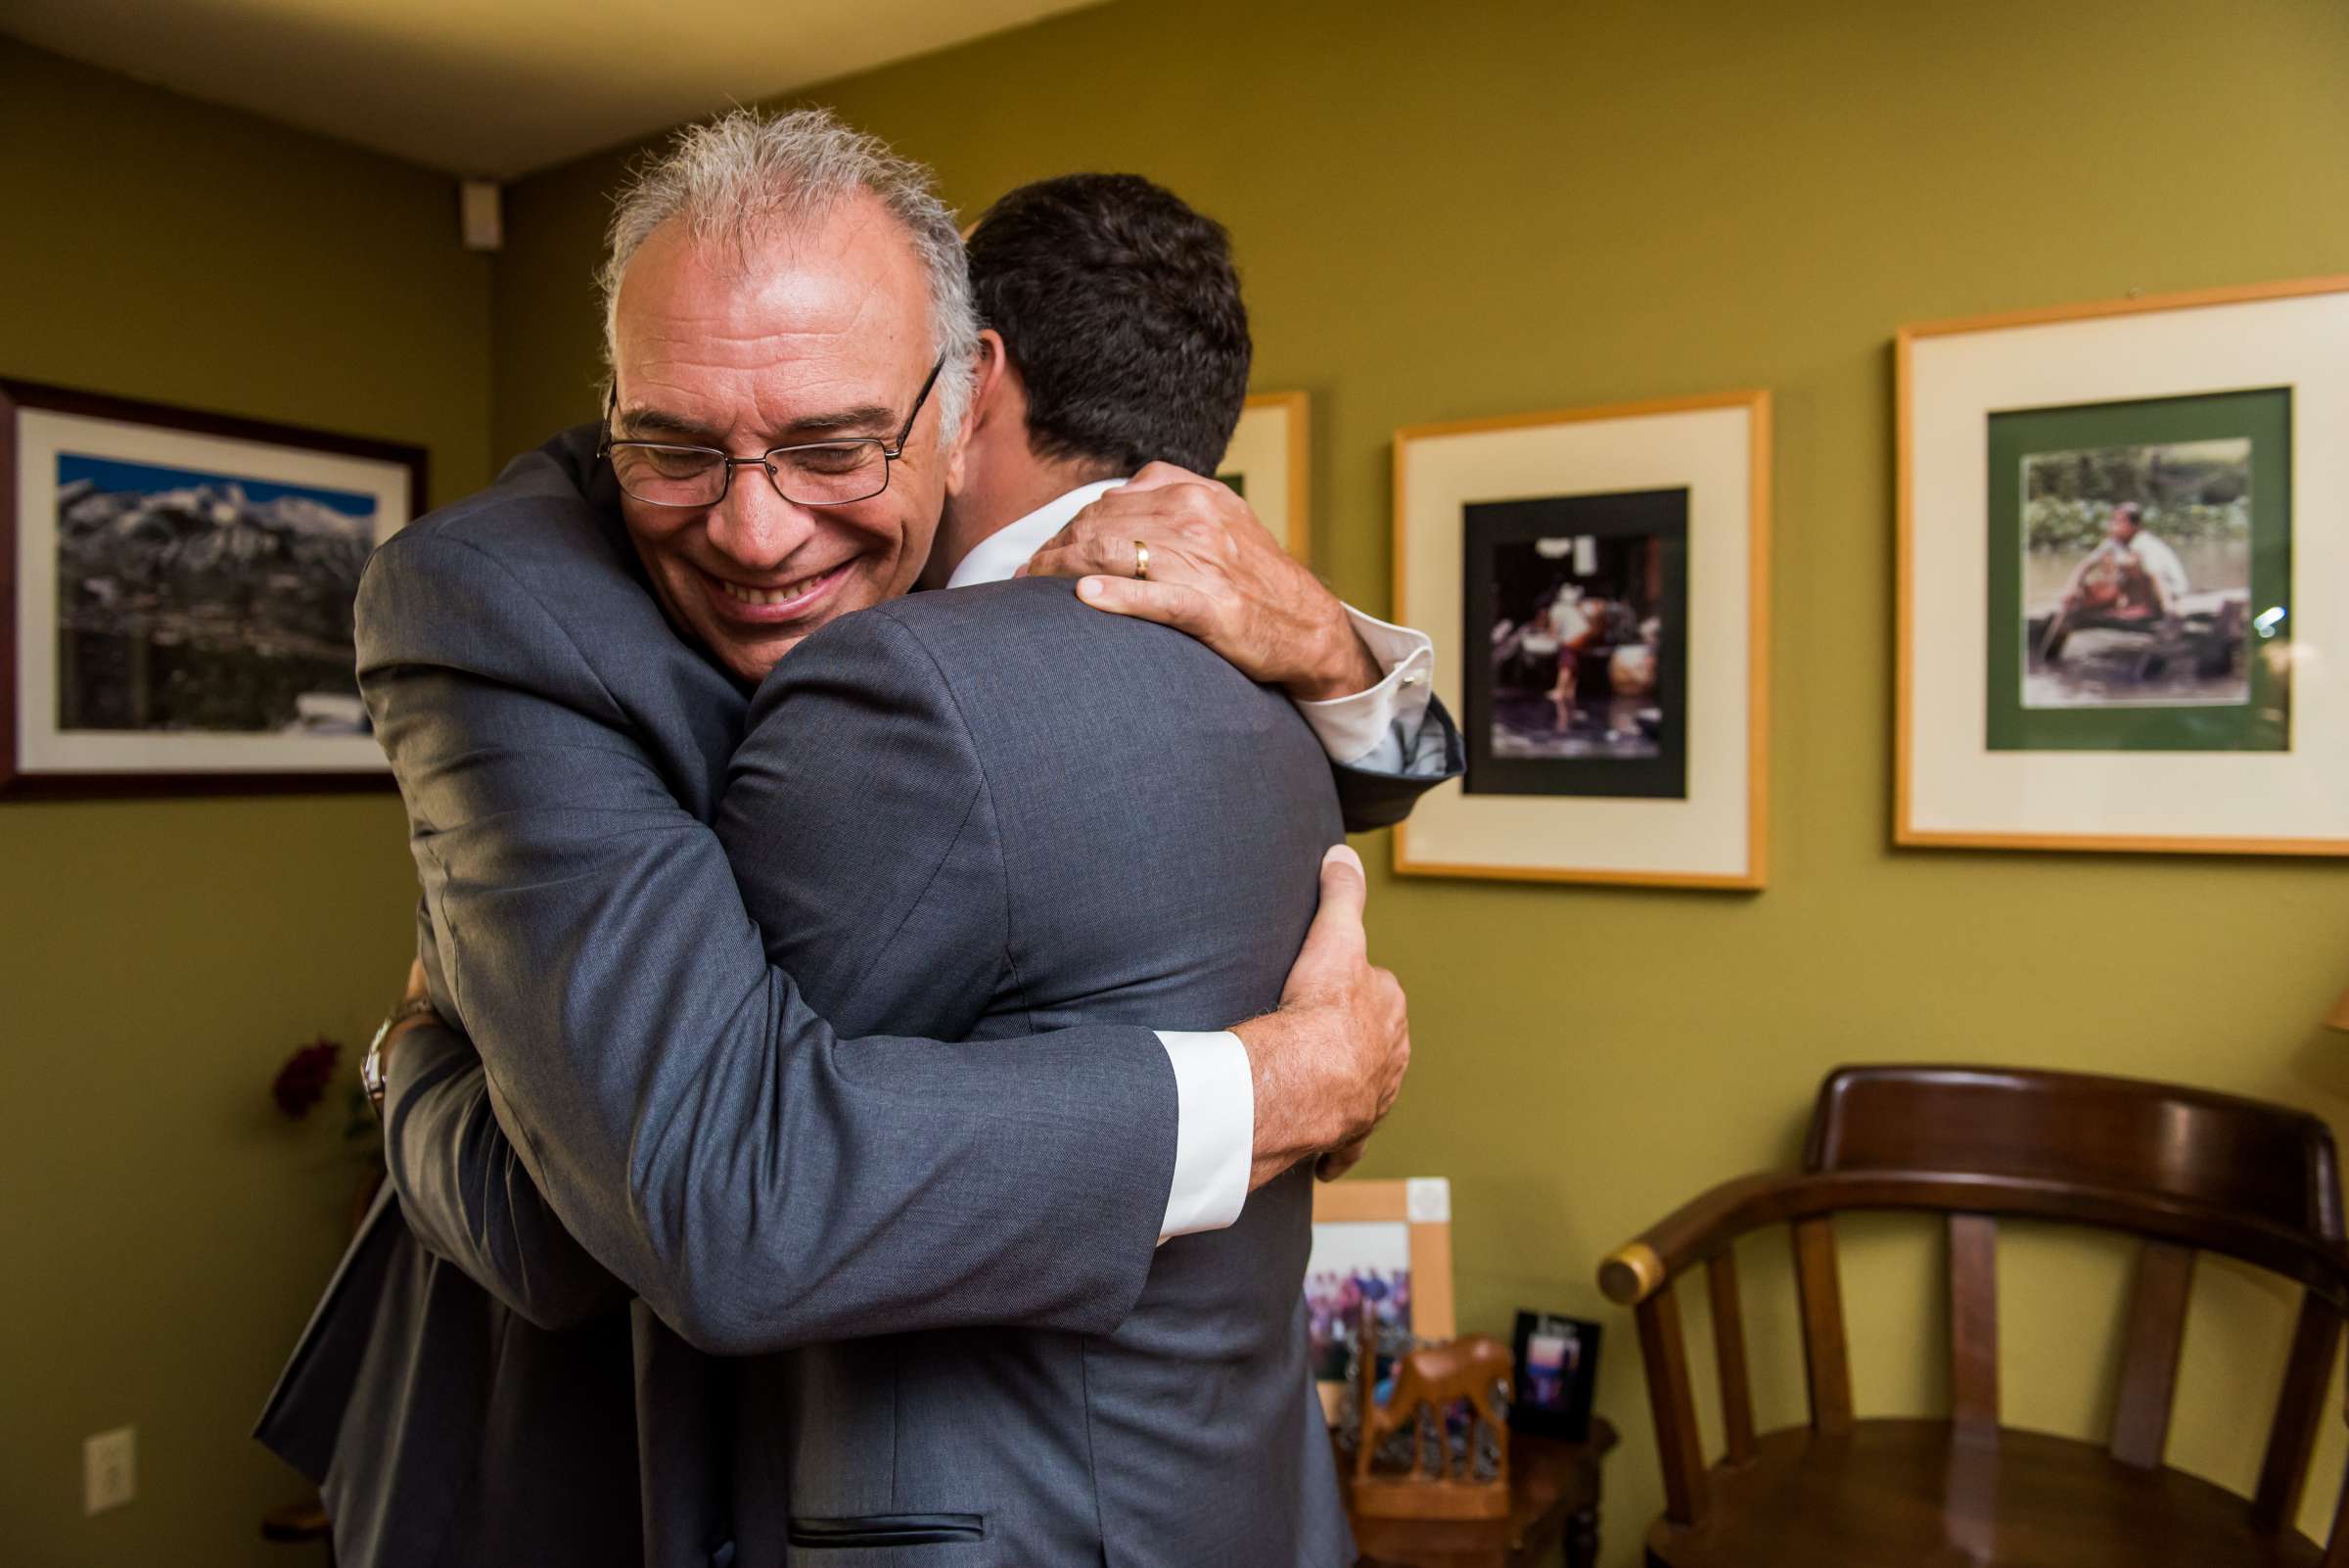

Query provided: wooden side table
[1340,1420,1618,1568]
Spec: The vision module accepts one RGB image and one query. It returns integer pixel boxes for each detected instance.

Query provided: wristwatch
[363,995,440,1115]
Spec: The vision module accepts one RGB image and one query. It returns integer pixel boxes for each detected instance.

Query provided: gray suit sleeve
[358,531,1177,1356]
[1331,695,1464,833]
[373,899,625,1331]
[380,1008,629,1331]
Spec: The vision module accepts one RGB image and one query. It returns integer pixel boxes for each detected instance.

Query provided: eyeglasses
[599,355,944,509]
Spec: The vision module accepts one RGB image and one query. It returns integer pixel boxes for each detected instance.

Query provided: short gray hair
[597,107,978,443]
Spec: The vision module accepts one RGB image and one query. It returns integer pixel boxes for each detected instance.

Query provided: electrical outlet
[83,1426,135,1515]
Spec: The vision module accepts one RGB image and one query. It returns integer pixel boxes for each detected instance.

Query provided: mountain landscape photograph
[52,453,378,736]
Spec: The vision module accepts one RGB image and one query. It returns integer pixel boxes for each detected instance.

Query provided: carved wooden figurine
[1350,1305,1512,1520]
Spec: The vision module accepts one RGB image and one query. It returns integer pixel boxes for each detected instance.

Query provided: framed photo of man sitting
[1899,276,2349,855]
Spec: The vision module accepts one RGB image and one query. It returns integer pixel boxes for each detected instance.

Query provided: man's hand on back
[1232,845,1409,1190]
[1022,463,1384,702]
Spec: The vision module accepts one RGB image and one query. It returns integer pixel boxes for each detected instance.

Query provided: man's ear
[971,329,1011,424]
[945,331,1015,496]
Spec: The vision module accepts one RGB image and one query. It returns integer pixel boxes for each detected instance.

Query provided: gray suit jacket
[712,576,1352,1566]
[253,428,1460,1567]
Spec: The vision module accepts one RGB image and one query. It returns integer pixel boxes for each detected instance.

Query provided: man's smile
[699,559,855,623]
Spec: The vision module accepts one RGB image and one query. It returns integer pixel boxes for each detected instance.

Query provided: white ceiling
[5,0,1106,178]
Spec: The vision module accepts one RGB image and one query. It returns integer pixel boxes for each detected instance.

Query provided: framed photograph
[1466,489,1688,799]
[1508,1310,1600,1443]
[2,380,425,798]
[1219,391,1311,563]
[1393,391,1770,888]
[1307,1177,1454,1424]
[1898,277,2349,853]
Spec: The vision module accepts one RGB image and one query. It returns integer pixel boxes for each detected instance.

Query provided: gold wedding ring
[1132,539,1151,581]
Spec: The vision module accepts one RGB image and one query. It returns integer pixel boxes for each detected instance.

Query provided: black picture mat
[1508,1310,1601,1443]
[0,378,426,800]
[1462,487,1689,799]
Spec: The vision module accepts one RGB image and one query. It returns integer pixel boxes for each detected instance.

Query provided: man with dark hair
[956,171,1251,480]
[693,169,1390,1564]
[940,172,1436,778]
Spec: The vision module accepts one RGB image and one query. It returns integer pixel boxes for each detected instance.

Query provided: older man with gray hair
[260,108,1454,1567]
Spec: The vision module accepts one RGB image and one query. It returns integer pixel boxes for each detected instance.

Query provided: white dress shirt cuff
[1293,606,1437,772]
[1155,1030,1254,1241]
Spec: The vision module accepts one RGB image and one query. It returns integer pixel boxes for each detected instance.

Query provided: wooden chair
[1597,1065,2349,1567]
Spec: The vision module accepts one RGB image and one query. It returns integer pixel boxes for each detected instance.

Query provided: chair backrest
[1800,1065,2344,1518]
[1606,1064,2349,1545]
[1805,1065,2343,1242]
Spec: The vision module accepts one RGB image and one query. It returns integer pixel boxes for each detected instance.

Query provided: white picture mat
[17,408,412,774]
[1398,403,1757,879]
[1308,1220,1413,1279]
[1223,396,1300,554]
[1906,290,2349,843]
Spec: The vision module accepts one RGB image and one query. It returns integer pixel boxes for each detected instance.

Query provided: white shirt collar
[944,479,1128,589]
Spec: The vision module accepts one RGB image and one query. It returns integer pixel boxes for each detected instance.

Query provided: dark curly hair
[965,173,1251,478]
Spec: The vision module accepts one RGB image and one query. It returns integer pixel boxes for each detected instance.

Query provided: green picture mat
[1984,387,2291,753]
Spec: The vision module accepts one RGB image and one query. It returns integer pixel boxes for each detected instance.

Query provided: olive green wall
[485,2,2349,1557]
[0,39,491,1566]
[6,3,2348,1564]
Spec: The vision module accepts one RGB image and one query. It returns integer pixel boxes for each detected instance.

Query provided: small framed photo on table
[1,379,424,798]
[1898,276,2349,854]
[1393,391,1771,888]
[1509,1311,1601,1443]
[1307,1177,1455,1425]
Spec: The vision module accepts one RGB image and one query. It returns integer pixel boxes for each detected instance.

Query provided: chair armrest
[1600,1166,2349,1308]
[1598,1171,1804,1305]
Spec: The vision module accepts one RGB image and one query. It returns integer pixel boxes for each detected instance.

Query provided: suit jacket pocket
[785,1512,993,1566]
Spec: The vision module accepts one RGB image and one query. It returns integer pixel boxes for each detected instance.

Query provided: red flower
[273,1038,342,1119]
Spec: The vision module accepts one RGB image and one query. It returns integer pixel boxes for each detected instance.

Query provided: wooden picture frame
[1393,391,1771,888]
[1897,277,2349,854]
[1308,1176,1456,1423]
[1220,391,1312,564]
[1,379,423,799]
